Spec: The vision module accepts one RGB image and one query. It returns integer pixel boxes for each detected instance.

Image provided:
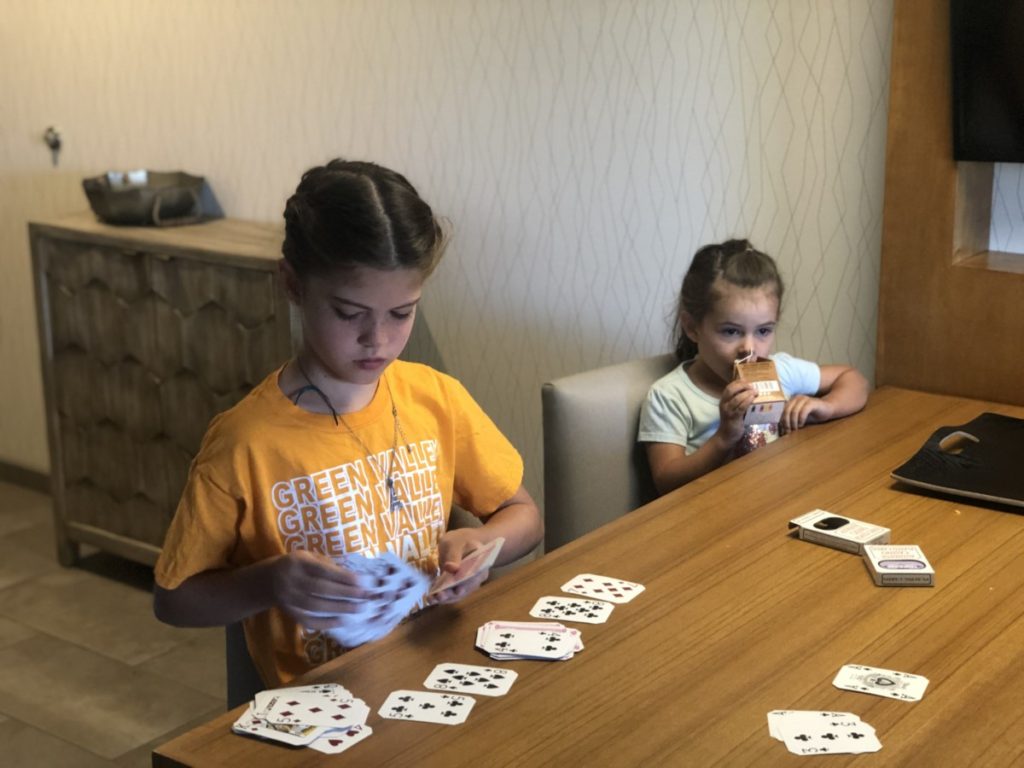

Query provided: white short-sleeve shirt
[637,352,821,454]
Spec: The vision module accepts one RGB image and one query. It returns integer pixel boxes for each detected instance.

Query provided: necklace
[290,359,408,513]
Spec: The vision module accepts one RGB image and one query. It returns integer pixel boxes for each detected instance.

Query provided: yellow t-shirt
[154,360,523,687]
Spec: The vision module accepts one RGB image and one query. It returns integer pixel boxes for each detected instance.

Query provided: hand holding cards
[428,537,504,597]
[313,551,430,648]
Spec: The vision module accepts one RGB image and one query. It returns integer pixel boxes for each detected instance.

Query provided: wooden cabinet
[878,0,1024,404]
[30,213,297,566]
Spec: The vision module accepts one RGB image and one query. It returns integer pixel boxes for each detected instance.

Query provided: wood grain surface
[154,387,1024,767]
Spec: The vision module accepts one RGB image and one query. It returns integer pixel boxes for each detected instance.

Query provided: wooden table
[153,387,1024,766]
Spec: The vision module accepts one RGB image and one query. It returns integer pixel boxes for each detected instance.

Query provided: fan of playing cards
[296,551,431,649]
[232,683,372,755]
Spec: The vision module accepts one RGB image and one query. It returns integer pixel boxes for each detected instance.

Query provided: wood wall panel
[878,0,1024,405]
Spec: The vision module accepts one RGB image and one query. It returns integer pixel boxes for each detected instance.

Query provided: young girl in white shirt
[638,239,868,496]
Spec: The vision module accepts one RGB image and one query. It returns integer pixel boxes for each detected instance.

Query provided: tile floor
[0,480,226,767]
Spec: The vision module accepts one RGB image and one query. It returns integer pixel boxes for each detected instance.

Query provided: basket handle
[152,188,203,227]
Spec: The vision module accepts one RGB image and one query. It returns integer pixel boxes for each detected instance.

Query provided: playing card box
[733,357,786,425]
[789,509,890,555]
[862,544,934,587]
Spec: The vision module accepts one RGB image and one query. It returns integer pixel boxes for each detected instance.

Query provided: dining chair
[226,621,264,710]
[542,354,677,551]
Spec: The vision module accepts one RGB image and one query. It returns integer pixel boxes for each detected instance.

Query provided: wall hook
[43,126,62,167]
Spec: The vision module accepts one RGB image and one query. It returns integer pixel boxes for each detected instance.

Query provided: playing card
[560,573,645,604]
[766,710,863,741]
[832,663,929,701]
[771,710,881,755]
[428,537,504,595]
[377,690,475,725]
[423,662,518,697]
[308,724,373,755]
[232,702,327,746]
[529,595,614,624]
[259,686,370,729]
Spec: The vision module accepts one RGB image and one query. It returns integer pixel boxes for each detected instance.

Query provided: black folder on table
[891,412,1024,509]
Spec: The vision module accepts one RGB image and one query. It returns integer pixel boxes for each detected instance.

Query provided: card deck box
[862,544,934,587]
[789,509,891,555]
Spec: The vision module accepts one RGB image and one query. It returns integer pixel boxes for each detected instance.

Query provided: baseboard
[0,462,50,494]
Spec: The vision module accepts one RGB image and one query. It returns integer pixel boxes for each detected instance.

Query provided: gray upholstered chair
[542,354,677,551]
[226,621,265,709]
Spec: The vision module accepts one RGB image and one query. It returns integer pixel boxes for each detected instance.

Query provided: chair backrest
[542,354,677,551]
[226,621,265,709]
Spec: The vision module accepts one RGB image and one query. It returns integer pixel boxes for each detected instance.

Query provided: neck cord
[290,358,408,512]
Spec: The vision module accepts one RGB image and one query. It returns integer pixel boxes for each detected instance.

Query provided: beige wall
[1,0,893,502]
[993,165,1024,252]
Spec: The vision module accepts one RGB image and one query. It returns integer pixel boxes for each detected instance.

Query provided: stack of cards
[475,620,583,660]
[314,551,431,648]
[560,573,645,603]
[833,663,929,701]
[232,683,372,755]
[767,710,882,756]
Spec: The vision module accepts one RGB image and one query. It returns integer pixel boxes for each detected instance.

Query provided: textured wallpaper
[992,165,1024,253]
[1,0,897,503]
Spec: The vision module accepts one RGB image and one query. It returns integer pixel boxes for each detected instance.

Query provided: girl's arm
[646,379,756,496]
[153,549,376,630]
[780,364,869,433]
[646,436,734,496]
[430,484,543,604]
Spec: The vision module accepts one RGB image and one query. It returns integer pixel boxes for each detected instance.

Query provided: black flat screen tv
[951,0,1024,162]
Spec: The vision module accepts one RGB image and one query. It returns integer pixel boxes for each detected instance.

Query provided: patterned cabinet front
[31,215,295,565]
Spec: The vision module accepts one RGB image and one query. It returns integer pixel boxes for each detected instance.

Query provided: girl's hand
[717,380,757,445]
[269,549,380,629]
[780,395,835,434]
[427,528,493,606]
